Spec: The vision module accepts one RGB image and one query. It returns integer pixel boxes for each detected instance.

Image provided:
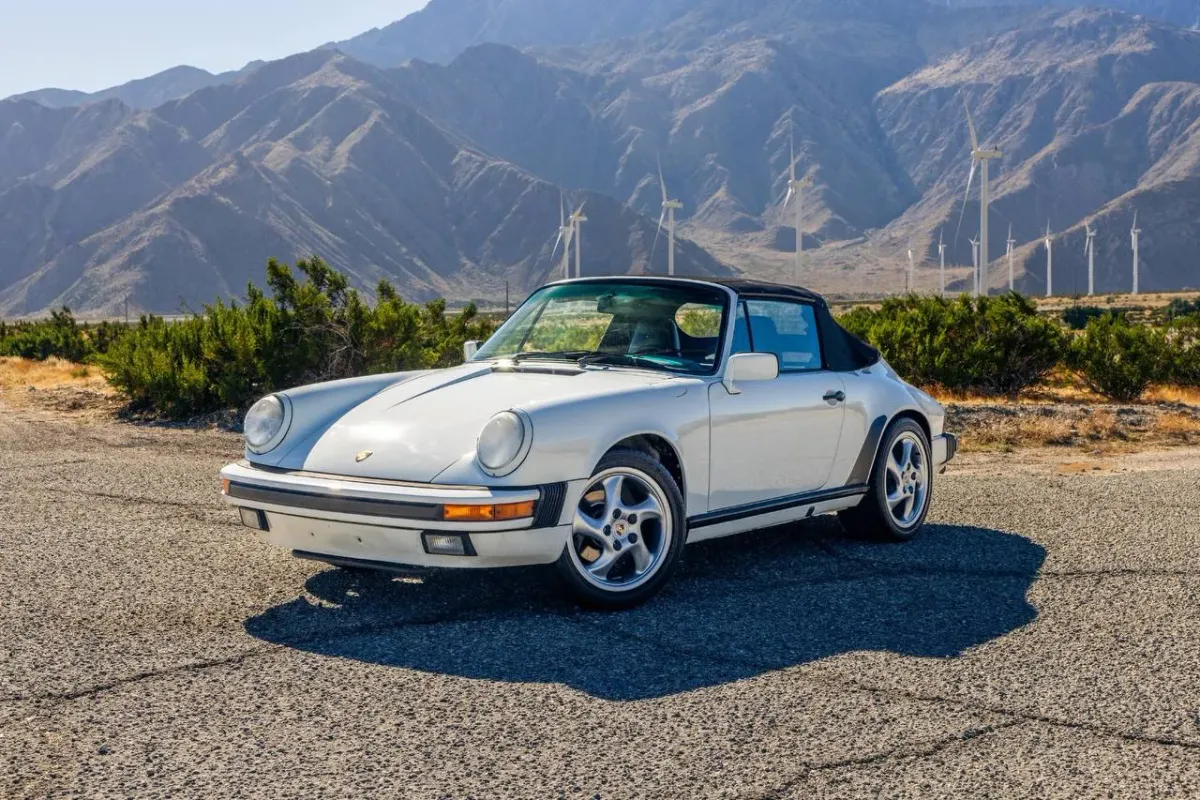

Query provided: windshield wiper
[508,350,592,364]
[577,350,687,371]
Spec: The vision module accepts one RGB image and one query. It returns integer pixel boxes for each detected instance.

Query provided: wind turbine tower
[654,162,683,276]
[1085,222,1096,296]
[964,103,1002,296]
[782,127,812,283]
[1006,224,1016,292]
[1044,221,1053,297]
[906,242,915,294]
[969,236,980,296]
[1131,212,1141,295]
[938,230,946,297]
[570,202,588,279]
[551,193,575,281]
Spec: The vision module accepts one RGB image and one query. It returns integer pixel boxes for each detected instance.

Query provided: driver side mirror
[723,352,779,394]
[463,340,480,360]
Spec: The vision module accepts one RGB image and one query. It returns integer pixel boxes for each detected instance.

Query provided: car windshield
[472,281,729,375]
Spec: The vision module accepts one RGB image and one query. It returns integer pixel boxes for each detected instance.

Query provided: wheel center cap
[614,520,628,536]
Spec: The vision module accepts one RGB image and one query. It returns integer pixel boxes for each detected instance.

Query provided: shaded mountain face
[0,52,726,316]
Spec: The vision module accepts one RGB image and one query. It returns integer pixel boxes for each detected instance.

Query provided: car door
[707,299,846,511]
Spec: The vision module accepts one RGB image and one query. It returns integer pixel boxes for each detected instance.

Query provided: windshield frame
[470,277,736,377]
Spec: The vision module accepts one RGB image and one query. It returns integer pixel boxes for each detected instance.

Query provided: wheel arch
[846,408,931,487]
[600,433,686,500]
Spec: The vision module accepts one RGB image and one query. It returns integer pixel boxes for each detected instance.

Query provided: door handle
[823,390,846,403]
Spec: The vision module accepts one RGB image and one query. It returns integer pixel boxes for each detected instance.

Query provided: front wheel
[556,448,686,609]
[839,418,933,542]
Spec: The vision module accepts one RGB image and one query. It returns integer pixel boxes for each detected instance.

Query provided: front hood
[297,364,673,482]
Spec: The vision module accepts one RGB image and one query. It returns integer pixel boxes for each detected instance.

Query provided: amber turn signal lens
[493,500,536,520]
[442,501,535,522]
[221,478,231,495]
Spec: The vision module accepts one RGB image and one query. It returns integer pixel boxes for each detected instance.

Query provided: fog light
[422,533,474,556]
[238,507,269,531]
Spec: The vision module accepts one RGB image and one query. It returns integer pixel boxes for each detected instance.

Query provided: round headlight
[244,395,287,453]
[476,411,529,475]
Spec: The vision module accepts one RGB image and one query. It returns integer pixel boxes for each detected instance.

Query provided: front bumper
[219,462,572,569]
[933,433,958,468]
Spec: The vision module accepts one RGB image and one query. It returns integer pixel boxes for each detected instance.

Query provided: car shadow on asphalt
[244,520,1046,701]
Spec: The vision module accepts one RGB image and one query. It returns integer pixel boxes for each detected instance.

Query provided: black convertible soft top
[705,278,880,372]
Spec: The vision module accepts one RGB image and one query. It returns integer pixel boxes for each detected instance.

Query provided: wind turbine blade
[964,102,980,151]
[783,185,795,208]
[552,230,563,259]
[649,209,666,265]
[560,192,565,227]
[953,159,978,244]
[657,158,668,205]
[1132,211,1138,230]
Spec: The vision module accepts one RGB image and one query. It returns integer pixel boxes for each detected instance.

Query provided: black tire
[556,448,687,609]
[838,417,933,542]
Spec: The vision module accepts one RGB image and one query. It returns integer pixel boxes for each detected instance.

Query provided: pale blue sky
[1,1,429,98]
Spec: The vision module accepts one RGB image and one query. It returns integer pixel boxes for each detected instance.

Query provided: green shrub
[1069,313,1170,402]
[101,256,495,418]
[1161,297,1200,323]
[838,293,1065,396]
[0,309,128,362]
[1167,316,1200,387]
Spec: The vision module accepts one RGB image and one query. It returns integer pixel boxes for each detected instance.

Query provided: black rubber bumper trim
[943,433,958,462]
[687,484,869,529]
[534,482,567,528]
[228,482,443,521]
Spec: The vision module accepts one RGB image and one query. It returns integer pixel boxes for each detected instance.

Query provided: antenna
[1044,220,1053,298]
[1131,211,1141,295]
[1006,223,1016,292]
[963,102,1002,297]
[938,229,946,298]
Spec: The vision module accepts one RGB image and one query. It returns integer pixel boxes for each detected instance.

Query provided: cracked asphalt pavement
[2,406,1199,798]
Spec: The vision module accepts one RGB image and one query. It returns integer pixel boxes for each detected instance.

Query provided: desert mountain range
[3,0,1200,315]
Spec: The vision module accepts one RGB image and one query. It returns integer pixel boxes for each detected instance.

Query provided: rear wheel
[556,449,686,609]
[839,418,932,542]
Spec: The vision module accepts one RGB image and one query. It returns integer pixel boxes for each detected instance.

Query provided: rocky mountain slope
[874,8,1200,294]
[4,0,1200,314]
[11,64,258,111]
[0,52,724,316]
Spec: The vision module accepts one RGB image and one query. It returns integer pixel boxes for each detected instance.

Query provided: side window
[745,300,823,372]
[730,302,752,355]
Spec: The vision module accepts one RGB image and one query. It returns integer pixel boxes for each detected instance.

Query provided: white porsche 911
[220,277,956,607]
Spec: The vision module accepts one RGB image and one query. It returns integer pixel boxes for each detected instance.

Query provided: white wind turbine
[938,230,947,297]
[651,160,683,276]
[1006,224,1016,292]
[551,193,575,281]
[906,242,915,294]
[959,102,1002,297]
[1084,222,1096,296]
[570,201,588,279]
[1044,221,1054,297]
[782,126,812,283]
[1131,212,1141,295]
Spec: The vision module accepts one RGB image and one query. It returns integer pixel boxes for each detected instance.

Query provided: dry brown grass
[1153,411,1200,440]
[0,357,113,407]
[965,416,1075,450]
